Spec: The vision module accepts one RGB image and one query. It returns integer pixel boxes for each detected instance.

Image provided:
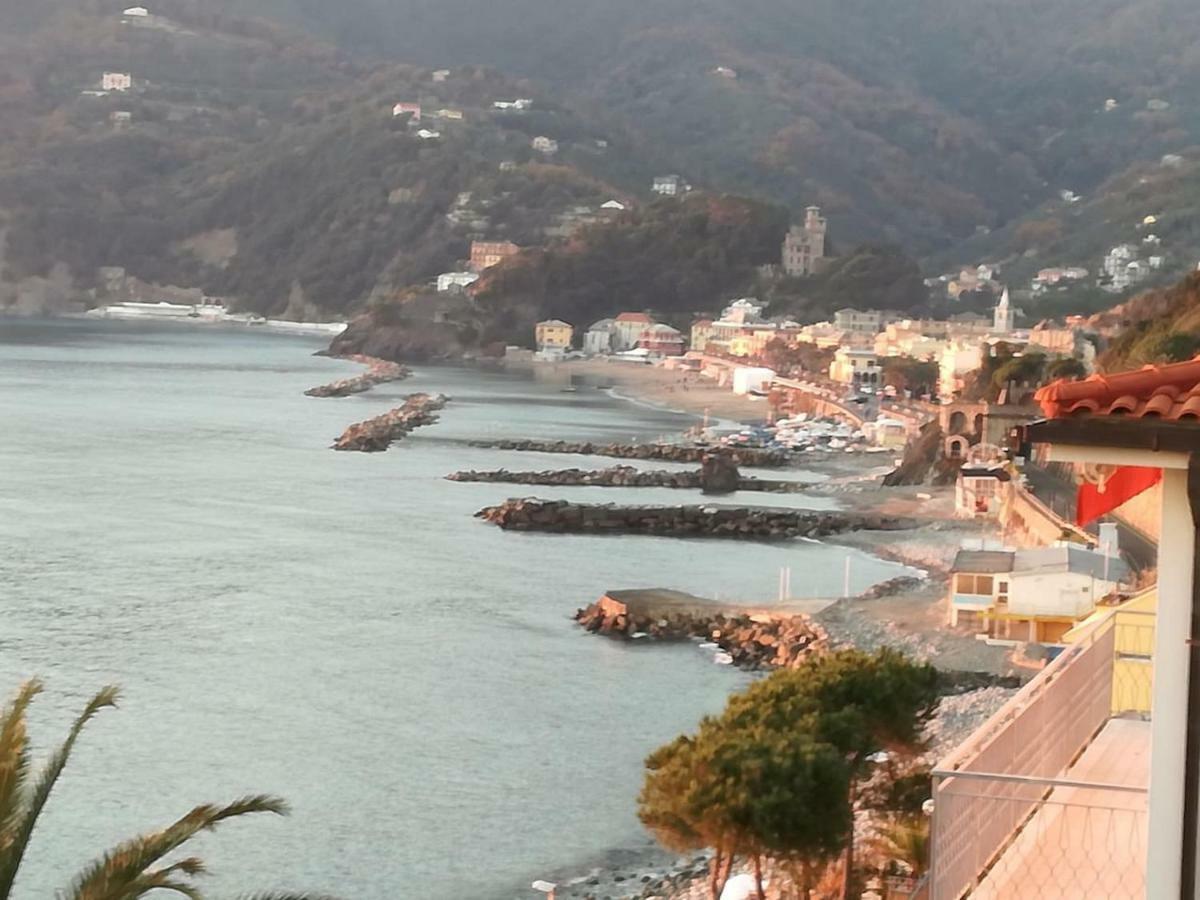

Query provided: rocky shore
[475,498,916,540]
[575,592,828,670]
[332,393,448,452]
[466,438,791,468]
[446,465,816,494]
[305,355,410,397]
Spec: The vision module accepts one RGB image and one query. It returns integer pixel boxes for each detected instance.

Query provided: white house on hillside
[436,272,479,293]
[102,72,132,92]
[652,175,687,196]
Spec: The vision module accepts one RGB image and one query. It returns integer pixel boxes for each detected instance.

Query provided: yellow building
[690,319,715,353]
[535,319,574,350]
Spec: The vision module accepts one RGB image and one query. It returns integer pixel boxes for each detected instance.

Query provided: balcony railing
[929,607,1154,899]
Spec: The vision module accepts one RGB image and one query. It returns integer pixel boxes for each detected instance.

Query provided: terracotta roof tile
[1036,356,1200,420]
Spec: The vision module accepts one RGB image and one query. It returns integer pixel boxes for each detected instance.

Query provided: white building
[611,312,654,351]
[583,319,616,356]
[493,99,533,111]
[415,129,441,141]
[955,465,1011,519]
[992,288,1015,334]
[948,545,1130,641]
[829,347,881,387]
[719,298,764,325]
[122,6,149,16]
[1103,244,1144,290]
[731,367,775,396]
[652,175,687,197]
[436,272,479,293]
[102,72,132,92]
[531,136,559,155]
[939,340,984,400]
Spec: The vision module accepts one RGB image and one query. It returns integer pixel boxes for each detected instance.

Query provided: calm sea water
[0,319,911,900]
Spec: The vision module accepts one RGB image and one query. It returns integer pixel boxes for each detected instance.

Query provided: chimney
[1098,522,1120,558]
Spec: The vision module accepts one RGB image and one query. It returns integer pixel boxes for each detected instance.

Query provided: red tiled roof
[1036,357,1200,421]
[616,312,653,323]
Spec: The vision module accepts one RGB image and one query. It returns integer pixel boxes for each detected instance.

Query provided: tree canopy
[638,649,939,898]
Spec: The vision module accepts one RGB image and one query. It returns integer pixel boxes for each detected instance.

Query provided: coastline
[519,367,1019,900]
[502,357,771,424]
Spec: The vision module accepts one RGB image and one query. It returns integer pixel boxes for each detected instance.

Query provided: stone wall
[1001,481,1093,548]
[465,439,791,468]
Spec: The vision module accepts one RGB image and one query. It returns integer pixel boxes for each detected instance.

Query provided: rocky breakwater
[466,439,790,468]
[574,590,828,670]
[475,499,916,540]
[448,466,704,489]
[305,355,410,398]
[446,465,816,495]
[332,393,448,452]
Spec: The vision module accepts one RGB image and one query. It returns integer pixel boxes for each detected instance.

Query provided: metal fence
[929,611,1154,899]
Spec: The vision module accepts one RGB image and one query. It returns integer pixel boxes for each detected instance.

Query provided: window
[956,574,995,595]
[998,581,1008,593]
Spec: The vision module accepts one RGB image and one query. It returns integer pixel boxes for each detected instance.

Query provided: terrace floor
[972,718,1150,900]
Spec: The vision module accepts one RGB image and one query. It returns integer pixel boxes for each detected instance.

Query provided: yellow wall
[536,323,573,348]
[1064,589,1156,716]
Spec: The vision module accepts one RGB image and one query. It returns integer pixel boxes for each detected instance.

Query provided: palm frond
[0,686,118,900]
[67,795,288,900]
[0,680,44,891]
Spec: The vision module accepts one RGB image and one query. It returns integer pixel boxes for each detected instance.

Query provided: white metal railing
[930,610,1154,899]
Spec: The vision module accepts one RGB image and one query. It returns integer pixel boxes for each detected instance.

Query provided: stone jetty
[574,589,828,670]
[449,466,704,489]
[475,499,916,540]
[447,465,815,494]
[306,355,410,398]
[465,438,790,468]
[332,393,448,452]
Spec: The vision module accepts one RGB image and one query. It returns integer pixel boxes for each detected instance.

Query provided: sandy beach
[505,357,772,424]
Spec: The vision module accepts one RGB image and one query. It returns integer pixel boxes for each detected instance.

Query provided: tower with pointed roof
[993,287,1015,334]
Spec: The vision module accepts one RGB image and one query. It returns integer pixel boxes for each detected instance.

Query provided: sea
[0,319,914,900]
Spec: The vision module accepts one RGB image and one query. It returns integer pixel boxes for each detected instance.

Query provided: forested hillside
[6,0,1200,322]
[0,3,658,316]
[177,0,1200,256]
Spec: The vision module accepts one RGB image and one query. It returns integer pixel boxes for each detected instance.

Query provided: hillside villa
[436,272,479,293]
[469,240,520,272]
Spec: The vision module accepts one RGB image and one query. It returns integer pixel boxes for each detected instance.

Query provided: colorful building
[637,324,685,356]
[535,319,573,352]
[469,241,520,272]
[690,319,715,353]
[949,544,1130,643]
[612,312,653,351]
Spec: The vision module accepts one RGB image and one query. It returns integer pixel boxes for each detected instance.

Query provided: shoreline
[503,357,772,425]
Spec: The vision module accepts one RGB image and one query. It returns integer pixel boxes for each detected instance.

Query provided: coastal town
[391,204,1185,900]
[8,3,1200,900]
